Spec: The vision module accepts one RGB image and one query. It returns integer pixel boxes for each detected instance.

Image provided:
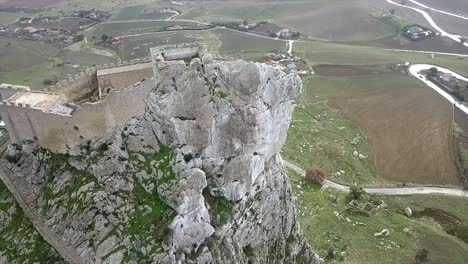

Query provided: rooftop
[5,91,74,115]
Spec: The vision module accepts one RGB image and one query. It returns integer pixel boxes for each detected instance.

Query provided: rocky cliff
[0,46,321,263]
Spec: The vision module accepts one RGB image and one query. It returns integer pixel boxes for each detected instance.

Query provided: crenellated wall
[0,79,154,153]
[0,45,212,153]
[0,84,30,102]
[48,57,153,102]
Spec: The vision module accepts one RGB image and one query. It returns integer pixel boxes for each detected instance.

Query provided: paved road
[384,0,468,47]
[283,160,468,197]
[409,64,468,115]
[386,48,468,57]
[408,0,468,21]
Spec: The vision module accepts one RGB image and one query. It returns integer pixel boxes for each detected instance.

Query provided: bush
[415,249,429,263]
[73,34,84,42]
[305,167,325,185]
[349,186,365,200]
[42,78,57,86]
[101,34,110,42]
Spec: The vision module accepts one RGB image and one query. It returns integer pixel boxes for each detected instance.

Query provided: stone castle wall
[0,80,153,153]
[0,84,30,101]
[97,62,153,94]
[49,57,153,101]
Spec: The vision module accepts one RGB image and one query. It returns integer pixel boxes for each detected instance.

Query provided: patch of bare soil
[314,64,396,76]
[328,75,461,186]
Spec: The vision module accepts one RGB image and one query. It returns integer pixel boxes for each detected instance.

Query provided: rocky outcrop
[0,44,321,263]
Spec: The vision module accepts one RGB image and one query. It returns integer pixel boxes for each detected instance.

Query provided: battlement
[0,43,219,153]
[48,57,153,92]
[151,43,207,62]
[0,90,73,116]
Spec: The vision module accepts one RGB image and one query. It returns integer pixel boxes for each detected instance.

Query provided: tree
[243,19,248,26]
[415,249,429,263]
[389,9,396,15]
[305,167,326,186]
[349,186,365,200]
[429,67,438,76]
[73,34,84,42]
[42,78,57,86]
[101,34,110,42]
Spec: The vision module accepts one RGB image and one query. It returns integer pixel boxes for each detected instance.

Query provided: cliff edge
[0,45,321,263]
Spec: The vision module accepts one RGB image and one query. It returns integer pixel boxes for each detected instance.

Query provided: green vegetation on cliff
[0,181,63,263]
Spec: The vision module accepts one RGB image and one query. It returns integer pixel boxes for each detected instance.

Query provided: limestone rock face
[0,47,320,264]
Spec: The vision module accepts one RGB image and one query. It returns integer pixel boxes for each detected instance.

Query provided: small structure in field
[402,25,435,41]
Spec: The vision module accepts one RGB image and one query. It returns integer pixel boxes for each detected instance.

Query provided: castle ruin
[0,43,208,153]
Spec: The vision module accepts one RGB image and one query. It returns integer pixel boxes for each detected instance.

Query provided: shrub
[305,167,325,185]
[415,249,429,263]
[42,78,57,86]
[349,186,365,200]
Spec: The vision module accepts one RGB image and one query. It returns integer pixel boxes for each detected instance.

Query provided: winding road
[384,0,468,47]
[283,160,468,198]
[408,0,468,21]
[409,64,468,115]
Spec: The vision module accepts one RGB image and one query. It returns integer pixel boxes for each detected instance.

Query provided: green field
[211,28,286,61]
[294,41,468,75]
[290,169,468,264]
[110,4,171,21]
[92,20,200,37]
[0,12,22,25]
[283,76,383,186]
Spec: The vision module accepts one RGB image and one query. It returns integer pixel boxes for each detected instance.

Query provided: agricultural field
[290,169,468,264]
[0,12,21,25]
[180,0,399,42]
[282,81,382,186]
[110,5,173,21]
[0,36,59,72]
[0,35,115,89]
[91,20,200,37]
[294,41,468,75]
[284,70,461,187]
[277,0,396,42]
[210,28,286,61]
[326,74,459,186]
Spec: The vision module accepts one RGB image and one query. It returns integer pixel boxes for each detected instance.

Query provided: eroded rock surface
[0,46,320,264]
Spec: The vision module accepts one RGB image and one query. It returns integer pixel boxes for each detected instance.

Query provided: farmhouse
[0,43,207,152]
[402,25,435,41]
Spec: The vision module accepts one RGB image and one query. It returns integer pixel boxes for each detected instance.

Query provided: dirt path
[283,160,468,197]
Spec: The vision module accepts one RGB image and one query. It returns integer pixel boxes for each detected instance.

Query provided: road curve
[283,160,468,198]
[384,0,468,47]
[408,0,468,21]
[409,64,468,115]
